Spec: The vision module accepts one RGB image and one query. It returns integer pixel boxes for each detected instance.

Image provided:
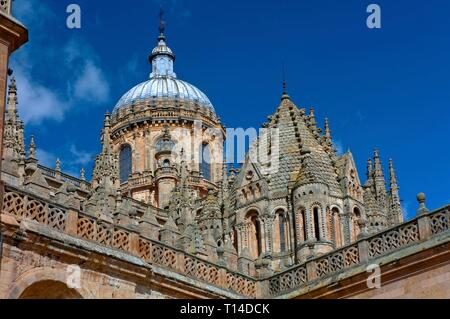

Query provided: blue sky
[9,0,450,218]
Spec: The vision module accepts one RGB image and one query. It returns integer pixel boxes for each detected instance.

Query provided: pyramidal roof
[264,94,343,198]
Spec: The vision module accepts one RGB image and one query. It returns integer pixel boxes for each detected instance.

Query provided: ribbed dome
[113,76,215,113]
[113,29,215,114]
[151,42,174,60]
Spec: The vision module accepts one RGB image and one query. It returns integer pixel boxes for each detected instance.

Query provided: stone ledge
[276,231,450,299]
[11,219,247,299]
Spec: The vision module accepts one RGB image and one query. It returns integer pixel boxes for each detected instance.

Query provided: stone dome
[113,76,214,113]
[113,32,215,114]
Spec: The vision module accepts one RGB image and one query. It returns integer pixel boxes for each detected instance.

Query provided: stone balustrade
[39,165,91,189]
[2,184,449,299]
[127,172,154,188]
[1,186,256,298]
[266,206,449,297]
[110,102,222,138]
[154,166,178,179]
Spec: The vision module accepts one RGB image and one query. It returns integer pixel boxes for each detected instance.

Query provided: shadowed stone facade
[0,5,449,299]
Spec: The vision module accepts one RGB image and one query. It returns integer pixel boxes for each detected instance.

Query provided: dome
[113,76,215,113]
[113,30,215,114]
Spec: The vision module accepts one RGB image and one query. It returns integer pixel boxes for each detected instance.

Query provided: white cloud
[36,148,57,168]
[63,37,95,65]
[14,0,55,30]
[9,1,111,125]
[69,144,94,166]
[10,37,111,124]
[14,68,68,124]
[73,61,110,103]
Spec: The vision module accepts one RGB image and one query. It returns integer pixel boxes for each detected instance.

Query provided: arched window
[274,209,289,253]
[246,210,261,259]
[163,159,170,168]
[313,207,321,241]
[278,211,288,253]
[279,215,286,252]
[119,145,132,183]
[200,143,211,181]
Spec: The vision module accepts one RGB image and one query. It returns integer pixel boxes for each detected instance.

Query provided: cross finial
[159,6,166,39]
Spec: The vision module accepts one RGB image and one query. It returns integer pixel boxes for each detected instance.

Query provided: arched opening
[246,210,261,259]
[313,207,321,241]
[274,209,289,253]
[163,159,171,168]
[119,144,132,183]
[332,207,342,248]
[19,280,82,299]
[200,143,212,181]
[279,214,286,252]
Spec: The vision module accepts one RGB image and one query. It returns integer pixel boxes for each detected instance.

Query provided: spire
[373,149,384,177]
[372,149,388,208]
[3,76,26,163]
[149,9,176,78]
[179,148,189,187]
[28,135,36,159]
[80,167,86,181]
[366,158,373,180]
[324,118,332,144]
[92,112,119,191]
[389,159,403,224]
[281,81,290,101]
[159,6,166,41]
[281,62,290,100]
[7,76,18,115]
[102,112,111,153]
[308,108,316,127]
[222,162,228,182]
[389,159,398,190]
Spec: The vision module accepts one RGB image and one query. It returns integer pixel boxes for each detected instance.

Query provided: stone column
[235,222,245,255]
[306,207,313,241]
[261,215,273,257]
[342,212,352,245]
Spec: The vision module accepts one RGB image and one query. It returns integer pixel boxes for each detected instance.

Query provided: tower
[108,14,225,208]
[154,125,178,209]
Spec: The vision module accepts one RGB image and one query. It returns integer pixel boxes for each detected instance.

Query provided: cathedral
[2,20,405,272]
[0,5,448,299]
